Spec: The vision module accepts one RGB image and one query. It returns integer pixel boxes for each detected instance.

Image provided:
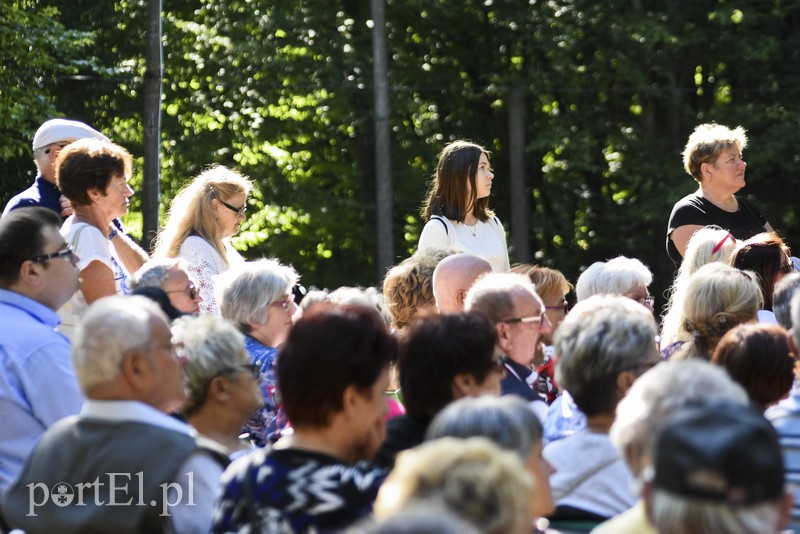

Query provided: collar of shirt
[82,399,195,436]
[0,288,61,329]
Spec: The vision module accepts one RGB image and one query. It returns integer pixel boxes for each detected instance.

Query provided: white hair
[575,256,652,301]
[216,258,299,328]
[72,296,167,393]
[464,272,538,324]
[131,257,187,289]
[170,314,249,417]
[610,360,748,477]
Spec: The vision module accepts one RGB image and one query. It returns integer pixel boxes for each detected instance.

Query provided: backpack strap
[431,215,449,236]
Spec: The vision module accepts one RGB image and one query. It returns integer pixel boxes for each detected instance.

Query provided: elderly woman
[667,123,773,264]
[729,232,793,324]
[660,225,739,349]
[544,295,660,522]
[670,262,762,361]
[375,437,534,534]
[55,139,149,339]
[426,396,554,525]
[153,165,252,314]
[216,259,299,446]
[594,361,749,534]
[172,314,264,455]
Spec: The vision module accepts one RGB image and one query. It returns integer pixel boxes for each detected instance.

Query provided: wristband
[108,229,118,240]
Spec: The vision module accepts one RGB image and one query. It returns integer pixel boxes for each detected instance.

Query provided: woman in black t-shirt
[666,123,773,265]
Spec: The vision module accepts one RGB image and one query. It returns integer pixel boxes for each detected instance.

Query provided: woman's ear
[452,373,476,398]
[207,376,230,402]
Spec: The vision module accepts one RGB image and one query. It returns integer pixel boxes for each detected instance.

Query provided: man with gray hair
[594,360,749,534]
[574,255,653,309]
[772,272,800,330]
[3,118,110,218]
[132,257,202,314]
[1,296,225,534]
[766,289,800,532]
[465,272,551,420]
[432,253,492,313]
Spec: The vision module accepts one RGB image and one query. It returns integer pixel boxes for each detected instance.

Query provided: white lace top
[178,235,245,315]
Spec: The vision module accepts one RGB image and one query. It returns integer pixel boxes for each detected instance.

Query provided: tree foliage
[2,0,800,305]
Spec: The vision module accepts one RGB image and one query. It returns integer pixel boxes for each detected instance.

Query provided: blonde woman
[660,226,738,352]
[153,165,252,314]
[670,262,762,361]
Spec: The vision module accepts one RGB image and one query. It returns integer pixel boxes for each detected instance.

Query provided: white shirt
[418,215,510,272]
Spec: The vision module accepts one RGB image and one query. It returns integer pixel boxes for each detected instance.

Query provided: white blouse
[417,215,510,273]
[178,235,245,315]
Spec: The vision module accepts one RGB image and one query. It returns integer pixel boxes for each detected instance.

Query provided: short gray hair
[774,272,800,330]
[72,296,168,393]
[465,272,537,324]
[426,396,543,460]
[611,360,748,477]
[649,488,783,534]
[575,256,652,301]
[171,314,249,417]
[217,258,299,329]
[131,257,187,289]
[554,294,658,416]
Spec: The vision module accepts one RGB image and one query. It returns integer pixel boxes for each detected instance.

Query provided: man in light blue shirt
[0,207,83,496]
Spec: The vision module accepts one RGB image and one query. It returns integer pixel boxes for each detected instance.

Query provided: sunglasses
[780,262,794,274]
[500,316,543,326]
[29,246,75,263]
[545,300,569,315]
[43,142,70,155]
[166,284,198,300]
[210,186,247,217]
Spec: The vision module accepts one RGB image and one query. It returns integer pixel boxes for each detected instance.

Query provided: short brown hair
[56,139,132,206]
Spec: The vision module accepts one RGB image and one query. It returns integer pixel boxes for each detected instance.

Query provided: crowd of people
[2,118,800,533]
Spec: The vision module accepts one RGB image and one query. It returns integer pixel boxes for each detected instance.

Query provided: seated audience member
[544,295,660,522]
[772,272,800,330]
[372,313,503,468]
[432,253,492,313]
[594,360,749,534]
[3,118,109,218]
[172,314,263,456]
[574,256,653,309]
[130,286,185,321]
[660,226,738,350]
[211,305,396,533]
[426,396,554,521]
[375,437,534,534]
[711,323,794,411]
[132,257,202,314]
[1,296,225,533]
[216,259,299,446]
[0,207,83,497]
[730,232,793,324]
[645,402,792,534]
[348,502,481,534]
[670,262,762,361]
[512,263,573,403]
[766,291,800,532]
[382,247,456,332]
[546,256,652,442]
[465,273,552,419]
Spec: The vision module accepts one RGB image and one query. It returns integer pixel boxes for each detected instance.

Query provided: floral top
[177,235,245,315]
[243,336,289,446]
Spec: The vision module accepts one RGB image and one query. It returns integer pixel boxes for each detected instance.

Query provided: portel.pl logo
[26,472,195,517]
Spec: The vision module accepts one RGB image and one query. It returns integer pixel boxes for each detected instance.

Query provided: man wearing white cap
[2,118,110,218]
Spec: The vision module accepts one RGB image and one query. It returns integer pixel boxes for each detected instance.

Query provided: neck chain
[463,221,478,236]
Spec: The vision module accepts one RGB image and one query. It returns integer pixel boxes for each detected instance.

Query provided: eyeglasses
[215,363,261,380]
[780,262,794,274]
[43,142,70,155]
[166,283,198,300]
[270,293,296,311]
[500,316,543,326]
[631,295,654,308]
[29,246,75,263]
[210,187,247,217]
[545,300,569,315]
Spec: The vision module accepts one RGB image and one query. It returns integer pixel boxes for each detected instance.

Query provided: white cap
[32,119,110,151]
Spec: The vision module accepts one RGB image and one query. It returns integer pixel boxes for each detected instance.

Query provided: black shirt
[666,192,767,264]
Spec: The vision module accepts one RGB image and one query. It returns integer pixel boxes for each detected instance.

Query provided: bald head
[433,254,493,313]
